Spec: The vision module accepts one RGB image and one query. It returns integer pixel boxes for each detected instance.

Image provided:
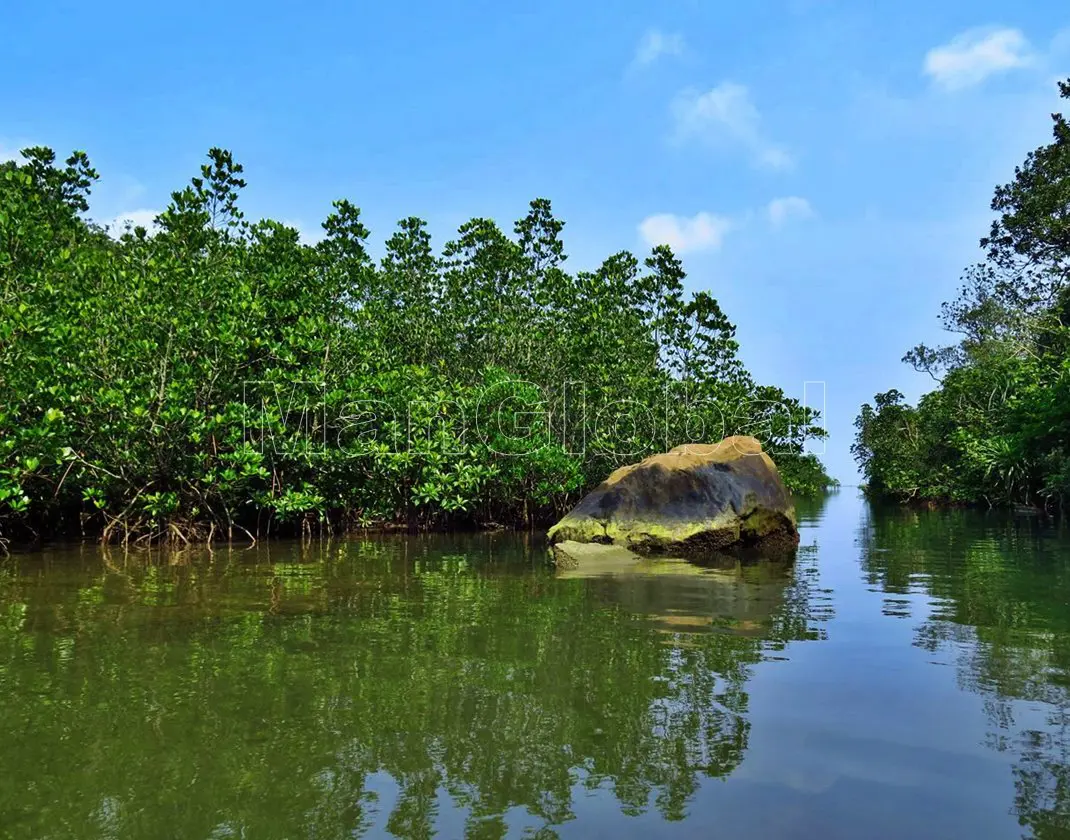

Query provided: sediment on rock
[547,436,799,558]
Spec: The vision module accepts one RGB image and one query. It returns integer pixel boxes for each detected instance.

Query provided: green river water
[2,490,1070,839]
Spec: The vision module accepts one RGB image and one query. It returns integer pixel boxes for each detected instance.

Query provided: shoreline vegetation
[855,77,1070,514]
[1,147,833,549]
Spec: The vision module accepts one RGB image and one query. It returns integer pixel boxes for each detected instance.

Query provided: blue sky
[3,0,1069,481]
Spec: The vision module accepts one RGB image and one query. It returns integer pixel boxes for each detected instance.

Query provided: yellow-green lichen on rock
[547,436,798,559]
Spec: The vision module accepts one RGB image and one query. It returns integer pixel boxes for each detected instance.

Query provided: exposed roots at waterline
[98,513,260,547]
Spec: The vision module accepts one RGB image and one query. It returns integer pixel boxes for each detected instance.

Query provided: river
[2,490,1069,839]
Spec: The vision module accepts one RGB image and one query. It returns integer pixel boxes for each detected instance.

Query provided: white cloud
[0,142,27,163]
[638,212,733,254]
[633,29,685,68]
[279,219,323,245]
[1049,27,1070,63]
[671,82,792,170]
[924,27,1033,91]
[767,196,814,227]
[107,209,160,237]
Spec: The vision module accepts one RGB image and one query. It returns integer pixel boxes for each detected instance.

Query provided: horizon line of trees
[0,144,832,547]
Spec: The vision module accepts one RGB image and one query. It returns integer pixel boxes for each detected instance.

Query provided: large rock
[546,436,797,556]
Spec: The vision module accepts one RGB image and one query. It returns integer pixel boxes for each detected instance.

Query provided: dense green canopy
[0,147,830,545]
[855,78,1070,510]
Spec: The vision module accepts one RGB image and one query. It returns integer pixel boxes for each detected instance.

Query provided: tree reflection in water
[858,506,1070,840]
[0,532,823,839]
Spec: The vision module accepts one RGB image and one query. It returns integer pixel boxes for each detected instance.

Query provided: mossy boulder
[546,436,798,557]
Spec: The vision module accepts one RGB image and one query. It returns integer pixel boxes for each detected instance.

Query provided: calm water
[3,491,1070,839]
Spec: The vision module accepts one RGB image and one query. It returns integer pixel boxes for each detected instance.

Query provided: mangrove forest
[0,146,831,547]
[855,77,1070,511]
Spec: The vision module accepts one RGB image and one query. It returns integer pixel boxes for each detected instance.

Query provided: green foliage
[776,451,840,496]
[856,78,1070,510]
[0,145,829,544]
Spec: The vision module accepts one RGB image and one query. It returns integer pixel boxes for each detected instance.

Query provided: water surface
[2,491,1070,838]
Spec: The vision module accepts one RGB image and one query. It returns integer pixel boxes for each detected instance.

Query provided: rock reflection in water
[554,543,795,637]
